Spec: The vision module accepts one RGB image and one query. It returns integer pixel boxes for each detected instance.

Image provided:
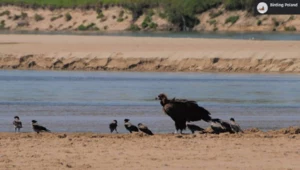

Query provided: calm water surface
[0,70,300,133]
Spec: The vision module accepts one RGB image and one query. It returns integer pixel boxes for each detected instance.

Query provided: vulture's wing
[169,99,211,122]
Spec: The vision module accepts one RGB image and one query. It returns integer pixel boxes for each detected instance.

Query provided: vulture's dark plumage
[229,118,244,133]
[156,93,212,134]
[109,120,118,133]
[138,123,154,135]
[210,118,234,134]
[124,119,139,133]
[32,120,51,134]
[186,123,204,134]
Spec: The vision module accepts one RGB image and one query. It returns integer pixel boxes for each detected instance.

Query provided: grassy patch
[34,14,44,22]
[224,0,255,11]
[257,20,262,26]
[117,18,124,22]
[51,14,63,21]
[77,23,98,31]
[128,24,140,31]
[288,15,295,21]
[97,12,105,19]
[13,12,28,20]
[0,10,10,17]
[65,13,72,21]
[225,15,239,25]
[0,20,5,29]
[272,18,280,27]
[158,12,167,19]
[149,22,158,29]
[141,15,155,29]
[284,26,296,31]
[119,10,124,18]
[207,19,217,26]
[209,11,223,19]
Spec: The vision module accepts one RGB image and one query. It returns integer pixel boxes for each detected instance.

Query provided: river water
[0,70,300,133]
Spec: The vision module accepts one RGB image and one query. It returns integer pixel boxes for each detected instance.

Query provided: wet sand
[0,127,300,170]
[1,34,300,73]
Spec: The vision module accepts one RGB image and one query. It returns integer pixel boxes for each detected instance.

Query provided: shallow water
[0,70,300,133]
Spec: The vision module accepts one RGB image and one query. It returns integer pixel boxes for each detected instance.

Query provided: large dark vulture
[109,120,118,133]
[138,123,154,135]
[229,118,244,133]
[31,120,51,134]
[156,93,212,134]
[124,119,139,133]
[186,123,204,134]
[210,118,234,134]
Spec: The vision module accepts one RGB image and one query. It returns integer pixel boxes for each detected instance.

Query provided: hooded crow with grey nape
[210,118,234,134]
[229,118,244,133]
[138,123,154,135]
[124,119,139,133]
[109,120,118,133]
[186,122,204,134]
[13,116,22,133]
[32,120,51,134]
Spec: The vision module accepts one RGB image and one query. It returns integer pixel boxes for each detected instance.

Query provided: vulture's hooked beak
[155,97,159,100]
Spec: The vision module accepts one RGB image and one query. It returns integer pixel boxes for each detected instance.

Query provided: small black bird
[229,118,244,133]
[124,119,139,133]
[210,118,234,134]
[32,120,51,134]
[13,116,22,133]
[109,120,118,133]
[138,123,154,135]
[186,122,204,134]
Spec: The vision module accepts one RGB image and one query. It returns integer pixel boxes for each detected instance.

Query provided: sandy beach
[0,128,300,170]
[1,34,300,73]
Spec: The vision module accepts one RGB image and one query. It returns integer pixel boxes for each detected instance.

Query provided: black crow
[210,118,234,134]
[124,119,139,133]
[32,120,51,134]
[156,93,212,134]
[13,116,22,133]
[138,123,154,135]
[109,120,118,133]
[186,122,204,134]
[229,118,244,133]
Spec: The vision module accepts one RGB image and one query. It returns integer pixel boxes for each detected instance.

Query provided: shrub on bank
[51,14,63,21]
[0,10,10,16]
[257,20,262,26]
[225,15,239,25]
[34,14,44,22]
[209,11,223,19]
[284,26,296,32]
[128,24,140,31]
[65,13,72,21]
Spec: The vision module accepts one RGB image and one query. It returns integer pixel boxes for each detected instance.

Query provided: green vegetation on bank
[0,0,256,30]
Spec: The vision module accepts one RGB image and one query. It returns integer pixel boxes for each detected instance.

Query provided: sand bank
[1,34,300,73]
[0,127,300,170]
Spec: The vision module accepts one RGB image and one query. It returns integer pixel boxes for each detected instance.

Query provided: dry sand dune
[1,34,300,73]
[0,127,300,170]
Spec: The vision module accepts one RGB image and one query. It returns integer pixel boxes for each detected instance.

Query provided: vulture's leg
[174,123,179,134]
